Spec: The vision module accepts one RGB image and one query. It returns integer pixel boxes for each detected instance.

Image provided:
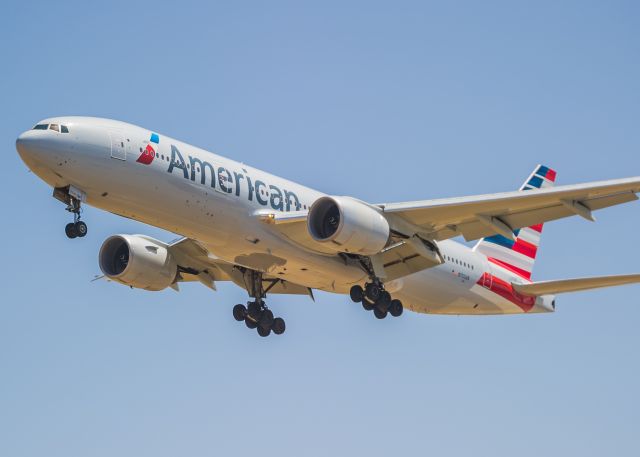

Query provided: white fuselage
[16,117,555,316]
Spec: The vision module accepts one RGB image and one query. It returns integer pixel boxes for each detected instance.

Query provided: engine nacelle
[99,235,178,291]
[307,196,390,255]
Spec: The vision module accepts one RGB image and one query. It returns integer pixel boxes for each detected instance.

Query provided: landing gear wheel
[257,325,271,337]
[245,317,258,329]
[375,291,391,312]
[65,223,77,239]
[75,221,87,237]
[350,285,364,303]
[259,309,275,329]
[365,282,382,302]
[362,298,375,311]
[389,299,403,317]
[247,301,262,321]
[272,317,286,335]
[233,304,247,321]
[374,308,388,319]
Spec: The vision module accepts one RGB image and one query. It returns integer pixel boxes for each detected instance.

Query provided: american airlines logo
[136,133,160,165]
[167,144,303,212]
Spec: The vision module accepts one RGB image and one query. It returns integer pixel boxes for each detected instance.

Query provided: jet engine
[99,235,178,291]
[307,196,390,255]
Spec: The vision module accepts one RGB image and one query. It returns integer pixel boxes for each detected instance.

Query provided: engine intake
[99,235,177,291]
[307,196,390,255]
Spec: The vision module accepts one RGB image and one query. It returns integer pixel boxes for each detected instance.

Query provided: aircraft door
[110,131,127,160]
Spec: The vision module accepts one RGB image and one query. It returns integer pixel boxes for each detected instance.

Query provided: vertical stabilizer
[474,165,557,279]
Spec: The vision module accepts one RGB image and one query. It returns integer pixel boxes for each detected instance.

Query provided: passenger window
[33,124,48,130]
[61,125,69,133]
[49,124,60,132]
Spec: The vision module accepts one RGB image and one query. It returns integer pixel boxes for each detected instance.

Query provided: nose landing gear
[54,186,88,239]
[349,281,404,319]
[232,269,286,337]
[64,197,87,239]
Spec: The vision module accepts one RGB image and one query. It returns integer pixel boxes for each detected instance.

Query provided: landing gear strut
[232,269,286,337]
[349,280,404,319]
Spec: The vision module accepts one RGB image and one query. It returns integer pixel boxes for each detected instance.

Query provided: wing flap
[512,274,640,296]
[168,237,314,296]
[374,237,443,281]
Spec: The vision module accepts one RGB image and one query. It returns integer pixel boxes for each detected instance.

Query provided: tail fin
[474,165,557,280]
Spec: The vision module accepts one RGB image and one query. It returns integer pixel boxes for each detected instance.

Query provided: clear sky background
[1,1,639,456]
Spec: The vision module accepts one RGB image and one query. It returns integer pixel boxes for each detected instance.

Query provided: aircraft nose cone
[16,130,36,159]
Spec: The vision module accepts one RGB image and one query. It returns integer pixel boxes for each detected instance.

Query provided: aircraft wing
[380,177,640,242]
[167,238,313,296]
[512,274,640,296]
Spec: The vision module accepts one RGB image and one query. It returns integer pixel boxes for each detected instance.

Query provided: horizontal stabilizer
[512,274,640,296]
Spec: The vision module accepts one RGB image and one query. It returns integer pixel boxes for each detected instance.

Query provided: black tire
[259,309,274,328]
[247,301,261,320]
[257,325,271,337]
[362,298,375,311]
[389,299,403,317]
[376,291,391,312]
[272,317,286,335]
[65,223,77,239]
[349,285,364,303]
[373,308,388,319]
[75,221,87,237]
[233,304,247,321]
[365,283,381,302]
[245,317,258,329]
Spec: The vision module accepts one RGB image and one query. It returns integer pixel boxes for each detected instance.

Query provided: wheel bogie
[236,299,285,337]
[356,281,404,320]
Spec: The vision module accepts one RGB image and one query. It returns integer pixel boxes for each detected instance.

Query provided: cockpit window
[49,124,60,132]
[61,125,69,133]
[33,124,48,130]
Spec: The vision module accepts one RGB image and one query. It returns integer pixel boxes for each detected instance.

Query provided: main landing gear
[349,281,404,319]
[232,269,286,337]
[64,196,87,239]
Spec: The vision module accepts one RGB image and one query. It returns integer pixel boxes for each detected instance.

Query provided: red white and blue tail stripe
[474,165,557,280]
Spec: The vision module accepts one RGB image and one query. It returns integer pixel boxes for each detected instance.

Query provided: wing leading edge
[380,176,640,242]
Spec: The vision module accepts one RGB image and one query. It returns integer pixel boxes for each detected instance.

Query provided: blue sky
[1,1,640,456]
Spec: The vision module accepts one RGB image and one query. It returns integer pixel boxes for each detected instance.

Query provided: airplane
[15,116,640,337]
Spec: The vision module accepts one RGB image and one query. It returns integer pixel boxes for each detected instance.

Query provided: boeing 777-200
[15,117,640,337]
